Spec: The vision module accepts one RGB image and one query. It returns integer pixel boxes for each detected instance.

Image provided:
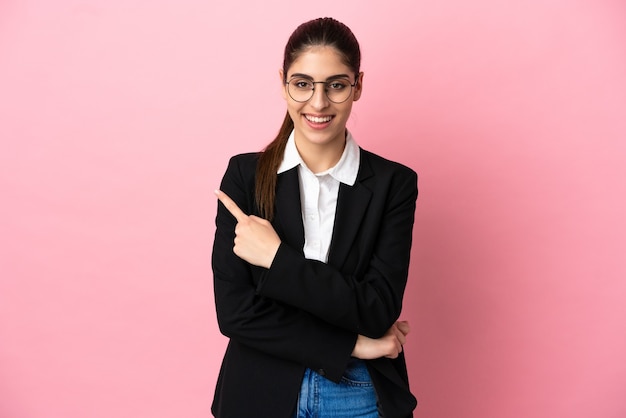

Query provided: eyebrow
[288,73,352,81]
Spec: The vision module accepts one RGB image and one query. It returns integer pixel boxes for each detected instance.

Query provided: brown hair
[255,17,361,220]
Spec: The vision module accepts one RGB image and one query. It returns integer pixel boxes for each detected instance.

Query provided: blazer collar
[273,150,374,269]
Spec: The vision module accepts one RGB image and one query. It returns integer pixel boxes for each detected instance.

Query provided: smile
[304,114,334,123]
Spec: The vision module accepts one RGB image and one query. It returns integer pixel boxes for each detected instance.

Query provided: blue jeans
[292,358,380,418]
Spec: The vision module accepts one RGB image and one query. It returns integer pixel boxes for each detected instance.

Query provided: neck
[295,132,347,173]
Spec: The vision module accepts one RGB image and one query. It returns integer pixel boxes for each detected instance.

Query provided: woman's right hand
[351,321,410,360]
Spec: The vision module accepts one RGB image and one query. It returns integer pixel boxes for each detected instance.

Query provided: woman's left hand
[351,321,410,360]
[215,189,281,269]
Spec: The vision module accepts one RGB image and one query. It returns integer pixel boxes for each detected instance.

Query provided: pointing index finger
[215,189,248,222]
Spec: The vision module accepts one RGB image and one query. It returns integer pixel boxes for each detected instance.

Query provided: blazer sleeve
[256,155,418,339]
[212,154,357,383]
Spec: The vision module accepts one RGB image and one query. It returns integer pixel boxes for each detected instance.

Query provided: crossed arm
[214,189,410,360]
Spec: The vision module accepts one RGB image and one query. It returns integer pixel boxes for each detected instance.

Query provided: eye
[291,79,313,89]
[327,80,349,90]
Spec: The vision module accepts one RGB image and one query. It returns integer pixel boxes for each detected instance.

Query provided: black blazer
[212,148,418,417]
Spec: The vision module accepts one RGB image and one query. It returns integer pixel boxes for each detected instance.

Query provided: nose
[309,85,329,110]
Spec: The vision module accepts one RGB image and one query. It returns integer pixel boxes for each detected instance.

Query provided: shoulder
[226,152,261,169]
[220,152,261,189]
[358,148,418,203]
[359,148,417,182]
[223,152,261,179]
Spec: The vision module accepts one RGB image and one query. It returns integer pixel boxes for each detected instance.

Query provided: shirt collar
[277,130,360,186]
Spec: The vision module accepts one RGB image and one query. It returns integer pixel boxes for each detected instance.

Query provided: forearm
[255,170,417,337]
[257,244,406,337]
[214,272,357,382]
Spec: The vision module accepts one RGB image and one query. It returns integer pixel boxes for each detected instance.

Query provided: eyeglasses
[285,77,358,104]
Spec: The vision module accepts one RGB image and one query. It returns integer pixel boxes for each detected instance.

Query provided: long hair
[255,17,361,220]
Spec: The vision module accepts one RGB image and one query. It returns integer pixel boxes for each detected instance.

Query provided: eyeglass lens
[287,78,353,103]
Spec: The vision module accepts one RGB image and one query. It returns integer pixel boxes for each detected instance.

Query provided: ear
[279,69,287,100]
[353,72,364,101]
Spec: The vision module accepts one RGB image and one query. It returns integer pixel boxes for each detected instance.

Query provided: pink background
[1,1,625,417]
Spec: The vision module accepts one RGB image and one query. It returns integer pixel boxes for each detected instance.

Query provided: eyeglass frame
[283,75,359,104]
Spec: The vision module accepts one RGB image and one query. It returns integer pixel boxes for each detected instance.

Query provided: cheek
[337,103,354,118]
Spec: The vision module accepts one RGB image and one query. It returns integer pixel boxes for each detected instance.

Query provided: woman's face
[280,46,363,153]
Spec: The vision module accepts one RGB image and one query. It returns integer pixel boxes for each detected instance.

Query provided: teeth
[306,115,332,123]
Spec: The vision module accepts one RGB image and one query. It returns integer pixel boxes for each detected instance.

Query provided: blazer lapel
[273,167,305,252]
[272,151,374,266]
[328,151,374,268]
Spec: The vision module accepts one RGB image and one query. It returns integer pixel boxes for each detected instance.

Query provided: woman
[212,17,418,418]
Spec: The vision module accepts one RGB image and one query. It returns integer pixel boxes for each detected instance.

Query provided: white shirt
[277,130,360,263]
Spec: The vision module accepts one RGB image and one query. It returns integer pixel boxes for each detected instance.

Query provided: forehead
[287,46,352,78]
